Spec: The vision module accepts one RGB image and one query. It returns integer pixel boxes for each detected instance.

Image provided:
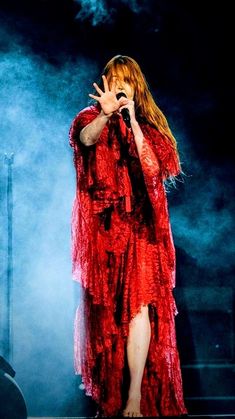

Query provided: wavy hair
[100,55,179,152]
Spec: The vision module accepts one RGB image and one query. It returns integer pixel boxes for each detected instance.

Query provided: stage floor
[28,415,235,419]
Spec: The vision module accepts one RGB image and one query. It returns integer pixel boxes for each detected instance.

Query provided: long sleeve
[137,126,179,288]
[69,105,99,149]
[140,124,181,180]
[69,106,100,193]
[69,106,132,292]
[69,106,100,289]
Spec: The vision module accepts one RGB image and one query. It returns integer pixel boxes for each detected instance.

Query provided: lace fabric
[69,105,188,416]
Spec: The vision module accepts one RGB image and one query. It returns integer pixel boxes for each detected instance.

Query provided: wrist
[100,109,113,119]
[130,118,139,128]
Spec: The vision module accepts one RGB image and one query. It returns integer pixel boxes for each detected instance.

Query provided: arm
[130,119,144,157]
[122,101,161,177]
[80,109,111,146]
[121,100,180,179]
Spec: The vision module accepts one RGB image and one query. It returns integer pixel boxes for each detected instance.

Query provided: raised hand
[89,75,128,116]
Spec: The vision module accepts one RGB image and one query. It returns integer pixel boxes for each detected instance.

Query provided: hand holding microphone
[116,92,131,128]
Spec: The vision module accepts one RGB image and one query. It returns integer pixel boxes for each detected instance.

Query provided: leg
[123,304,151,417]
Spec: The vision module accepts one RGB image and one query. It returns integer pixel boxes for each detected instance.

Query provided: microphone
[116,92,131,128]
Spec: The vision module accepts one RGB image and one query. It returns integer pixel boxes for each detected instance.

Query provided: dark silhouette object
[0,356,27,419]
[116,92,131,127]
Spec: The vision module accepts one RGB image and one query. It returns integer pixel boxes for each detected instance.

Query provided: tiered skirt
[74,202,188,417]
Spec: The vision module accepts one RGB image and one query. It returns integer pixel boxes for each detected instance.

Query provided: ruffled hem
[74,288,187,417]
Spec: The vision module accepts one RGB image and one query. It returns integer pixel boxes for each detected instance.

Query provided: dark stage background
[0,0,234,416]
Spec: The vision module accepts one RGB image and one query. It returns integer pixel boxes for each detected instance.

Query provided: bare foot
[122,396,143,417]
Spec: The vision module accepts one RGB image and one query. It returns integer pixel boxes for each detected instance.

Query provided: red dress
[69,105,188,417]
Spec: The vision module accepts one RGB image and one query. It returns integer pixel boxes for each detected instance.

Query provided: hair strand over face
[95,55,182,179]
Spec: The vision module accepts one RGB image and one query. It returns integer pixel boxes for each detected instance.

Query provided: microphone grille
[116,92,127,99]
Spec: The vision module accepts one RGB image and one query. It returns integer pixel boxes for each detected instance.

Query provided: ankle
[128,390,141,400]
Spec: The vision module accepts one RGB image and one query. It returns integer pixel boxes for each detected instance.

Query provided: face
[109,73,134,100]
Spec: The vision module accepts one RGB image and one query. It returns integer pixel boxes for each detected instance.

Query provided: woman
[69,55,188,417]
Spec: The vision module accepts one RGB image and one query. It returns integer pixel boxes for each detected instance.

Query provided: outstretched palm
[89,75,128,115]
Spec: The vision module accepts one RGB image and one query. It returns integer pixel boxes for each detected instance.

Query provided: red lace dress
[69,105,188,417]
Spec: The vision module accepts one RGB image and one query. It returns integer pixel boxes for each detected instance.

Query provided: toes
[122,409,143,417]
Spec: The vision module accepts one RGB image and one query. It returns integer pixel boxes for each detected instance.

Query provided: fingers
[93,82,103,95]
[102,75,109,92]
[88,93,100,101]
[119,98,129,105]
[118,98,129,110]
[91,75,111,97]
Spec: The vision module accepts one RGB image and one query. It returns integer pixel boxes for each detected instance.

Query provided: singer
[69,55,188,417]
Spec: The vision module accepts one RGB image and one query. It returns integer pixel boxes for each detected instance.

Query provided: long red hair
[101,55,179,155]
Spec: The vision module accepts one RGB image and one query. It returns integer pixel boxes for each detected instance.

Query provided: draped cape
[69,105,181,297]
[69,105,187,417]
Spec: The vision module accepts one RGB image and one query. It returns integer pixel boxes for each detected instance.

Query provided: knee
[140,304,149,318]
[131,304,149,323]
